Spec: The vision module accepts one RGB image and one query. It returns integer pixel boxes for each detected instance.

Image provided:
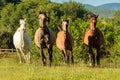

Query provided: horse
[13,19,31,64]
[56,19,74,64]
[34,11,56,66]
[84,14,104,67]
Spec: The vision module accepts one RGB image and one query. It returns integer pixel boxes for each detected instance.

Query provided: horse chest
[40,30,50,47]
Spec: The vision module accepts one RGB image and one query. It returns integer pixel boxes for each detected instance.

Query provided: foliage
[114,10,120,26]
[0,31,14,48]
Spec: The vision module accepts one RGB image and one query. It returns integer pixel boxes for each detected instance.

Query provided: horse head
[20,19,26,32]
[39,11,50,28]
[61,19,69,32]
[88,14,99,33]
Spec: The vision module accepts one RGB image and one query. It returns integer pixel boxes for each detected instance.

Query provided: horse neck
[20,24,26,30]
[90,22,96,31]
[39,18,47,28]
[20,29,25,48]
[62,25,68,32]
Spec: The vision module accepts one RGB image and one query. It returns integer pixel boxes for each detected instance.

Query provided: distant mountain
[85,3,120,10]
[84,3,120,18]
[97,3,120,10]
[85,4,96,9]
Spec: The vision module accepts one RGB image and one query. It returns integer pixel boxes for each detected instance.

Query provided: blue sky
[51,0,120,6]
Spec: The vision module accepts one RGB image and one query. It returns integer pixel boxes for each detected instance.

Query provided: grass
[0,53,120,80]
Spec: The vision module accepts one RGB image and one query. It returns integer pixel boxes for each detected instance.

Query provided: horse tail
[57,26,62,31]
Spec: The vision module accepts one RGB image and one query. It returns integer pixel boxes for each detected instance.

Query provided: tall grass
[0,54,120,80]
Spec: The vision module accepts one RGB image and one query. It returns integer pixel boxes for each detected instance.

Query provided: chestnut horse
[84,14,104,67]
[34,11,56,66]
[56,19,74,64]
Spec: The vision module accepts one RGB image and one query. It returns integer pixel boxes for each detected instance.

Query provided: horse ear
[47,17,50,23]
[61,19,64,22]
[20,19,22,24]
[39,11,46,15]
[88,14,92,19]
[67,20,69,23]
[24,18,26,22]
[39,11,42,14]
[96,14,99,18]
[62,19,64,21]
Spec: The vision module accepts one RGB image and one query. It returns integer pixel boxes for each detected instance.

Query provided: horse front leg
[39,47,46,66]
[89,48,95,67]
[16,49,22,64]
[20,49,27,63]
[48,46,53,66]
[96,48,101,67]
[62,49,68,64]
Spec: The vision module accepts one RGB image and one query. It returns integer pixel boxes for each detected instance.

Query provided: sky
[51,0,120,6]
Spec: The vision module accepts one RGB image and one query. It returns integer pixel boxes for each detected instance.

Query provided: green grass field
[0,53,120,80]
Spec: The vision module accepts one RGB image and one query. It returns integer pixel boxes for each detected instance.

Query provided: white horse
[13,19,31,64]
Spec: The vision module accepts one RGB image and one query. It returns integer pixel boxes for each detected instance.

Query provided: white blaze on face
[62,21,68,31]
[39,14,46,28]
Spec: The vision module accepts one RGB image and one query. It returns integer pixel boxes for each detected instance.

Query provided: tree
[114,10,120,26]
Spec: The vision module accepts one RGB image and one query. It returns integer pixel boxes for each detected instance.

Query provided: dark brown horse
[84,14,104,67]
[34,11,56,66]
[56,19,74,64]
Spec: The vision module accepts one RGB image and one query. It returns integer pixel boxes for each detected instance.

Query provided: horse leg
[48,46,53,66]
[70,49,74,64]
[28,51,31,64]
[26,51,31,64]
[89,48,95,67]
[66,51,70,64]
[20,49,27,63]
[96,48,101,66]
[39,47,46,66]
[16,49,22,64]
[62,49,67,64]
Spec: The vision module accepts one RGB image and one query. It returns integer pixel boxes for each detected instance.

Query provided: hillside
[84,3,120,18]
[97,3,120,10]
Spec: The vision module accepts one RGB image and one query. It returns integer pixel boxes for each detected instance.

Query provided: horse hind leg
[89,48,95,67]
[25,51,31,64]
[96,48,101,67]
[70,49,74,64]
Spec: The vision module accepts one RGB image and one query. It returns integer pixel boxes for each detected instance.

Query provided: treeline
[0,0,120,64]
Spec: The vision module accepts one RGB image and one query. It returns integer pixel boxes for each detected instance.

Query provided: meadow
[0,53,120,80]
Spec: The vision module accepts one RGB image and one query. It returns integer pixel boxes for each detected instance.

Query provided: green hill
[84,3,120,18]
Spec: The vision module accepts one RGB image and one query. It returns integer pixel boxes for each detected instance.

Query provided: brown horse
[56,19,74,64]
[34,11,56,66]
[84,14,104,67]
